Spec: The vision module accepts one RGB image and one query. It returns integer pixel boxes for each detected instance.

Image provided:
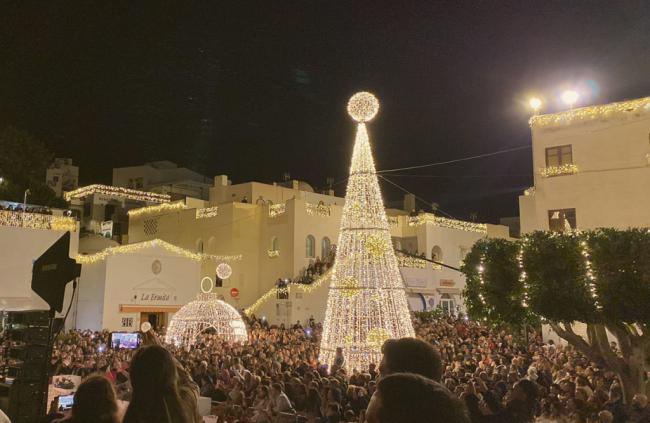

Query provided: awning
[436,287,461,295]
[119,304,182,313]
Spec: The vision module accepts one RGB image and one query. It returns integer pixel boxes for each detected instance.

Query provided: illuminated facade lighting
[196,206,219,219]
[539,163,579,178]
[64,184,170,203]
[128,202,187,219]
[76,238,242,265]
[530,96,650,129]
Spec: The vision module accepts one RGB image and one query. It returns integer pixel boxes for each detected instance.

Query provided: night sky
[1,2,649,222]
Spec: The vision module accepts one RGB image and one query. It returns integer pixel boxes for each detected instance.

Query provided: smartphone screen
[59,394,74,410]
[110,332,141,349]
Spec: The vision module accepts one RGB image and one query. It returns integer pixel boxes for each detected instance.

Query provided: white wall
[0,226,79,312]
[520,107,650,232]
[100,244,201,331]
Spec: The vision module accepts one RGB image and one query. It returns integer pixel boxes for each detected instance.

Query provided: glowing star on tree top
[347,91,380,122]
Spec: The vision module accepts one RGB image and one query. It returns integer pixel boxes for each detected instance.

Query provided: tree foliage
[522,231,598,323]
[462,229,650,403]
[588,228,650,324]
[462,238,536,327]
[0,126,66,208]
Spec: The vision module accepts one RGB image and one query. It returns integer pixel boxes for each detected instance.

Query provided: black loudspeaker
[2,310,52,422]
[8,380,43,423]
[31,231,81,313]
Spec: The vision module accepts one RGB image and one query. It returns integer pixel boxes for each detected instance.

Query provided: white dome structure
[165,293,248,346]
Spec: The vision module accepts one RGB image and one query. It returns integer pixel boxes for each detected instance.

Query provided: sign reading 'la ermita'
[138,292,172,302]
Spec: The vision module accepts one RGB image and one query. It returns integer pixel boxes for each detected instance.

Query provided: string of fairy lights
[64,184,170,203]
[539,164,579,178]
[128,201,188,219]
[510,233,600,310]
[529,96,650,129]
[76,238,242,265]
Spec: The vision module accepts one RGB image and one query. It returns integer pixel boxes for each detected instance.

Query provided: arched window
[270,236,279,251]
[321,237,331,258]
[196,238,204,253]
[431,246,443,262]
[305,235,315,258]
[208,236,216,253]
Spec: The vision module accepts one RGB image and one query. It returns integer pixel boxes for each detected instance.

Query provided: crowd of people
[39,313,649,423]
[0,202,53,214]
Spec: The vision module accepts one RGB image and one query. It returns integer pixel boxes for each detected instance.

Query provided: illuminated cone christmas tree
[319,92,415,372]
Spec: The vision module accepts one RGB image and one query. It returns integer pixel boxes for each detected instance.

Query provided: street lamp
[22,188,30,226]
[528,97,542,114]
[561,90,579,109]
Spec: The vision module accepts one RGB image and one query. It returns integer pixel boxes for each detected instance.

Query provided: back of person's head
[71,374,118,423]
[123,345,191,423]
[380,338,442,381]
[367,373,470,423]
[598,410,614,423]
[271,382,283,395]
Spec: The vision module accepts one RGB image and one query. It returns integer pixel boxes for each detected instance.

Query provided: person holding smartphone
[52,374,120,423]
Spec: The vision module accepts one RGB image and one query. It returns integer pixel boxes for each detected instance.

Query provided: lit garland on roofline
[76,238,242,264]
[128,202,187,219]
[408,212,487,233]
[64,184,170,203]
[529,96,650,129]
[539,164,579,178]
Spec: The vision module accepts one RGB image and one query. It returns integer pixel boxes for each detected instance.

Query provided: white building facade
[127,176,510,326]
[519,97,650,233]
[112,161,213,201]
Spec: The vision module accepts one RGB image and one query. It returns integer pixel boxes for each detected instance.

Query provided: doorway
[140,312,167,331]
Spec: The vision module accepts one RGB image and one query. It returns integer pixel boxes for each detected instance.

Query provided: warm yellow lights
[244,269,333,316]
[320,92,414,373]
[306,202,331,217]
[530,96,650,129]
[128,202,187,219]
[268,203,286,218]
[529,97,542,112]
[337,276,361,298]
[76,239,242,265]
[267,249,280,258]
[216,263,233,280]
[366,234,390,259]
[347,91,380,123]
[165,293,248,346]
[539,163,579,177]
[196,206,219,219]
[407,212,487,234]
[561,90,579,108]
[64,184,170,203]
[0,210,77,232]
[396,254,442,270]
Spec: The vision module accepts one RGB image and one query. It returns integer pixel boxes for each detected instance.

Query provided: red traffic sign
[230,287,240,298]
